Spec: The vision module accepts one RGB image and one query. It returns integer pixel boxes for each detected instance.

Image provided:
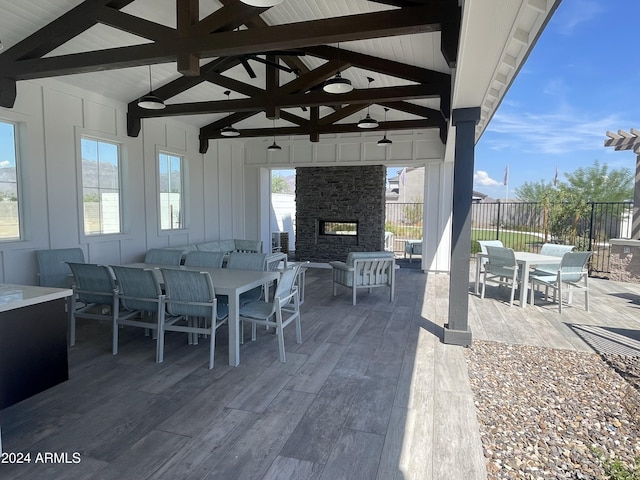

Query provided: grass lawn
[471,229,544,253]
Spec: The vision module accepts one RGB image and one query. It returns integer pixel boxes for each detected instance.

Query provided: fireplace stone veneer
[295,166,386,262]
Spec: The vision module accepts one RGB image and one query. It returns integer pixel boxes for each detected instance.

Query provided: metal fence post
[588,202,595,252]
[495,200,501,240]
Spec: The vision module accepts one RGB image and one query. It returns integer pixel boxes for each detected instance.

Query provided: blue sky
[474,0,640,199]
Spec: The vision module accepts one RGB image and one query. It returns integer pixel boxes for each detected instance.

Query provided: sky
[473,0,640,200]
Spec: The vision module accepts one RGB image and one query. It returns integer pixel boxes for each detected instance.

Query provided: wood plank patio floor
[2,260,639,479]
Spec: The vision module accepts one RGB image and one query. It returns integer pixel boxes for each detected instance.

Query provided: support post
[633,153,640,239]
[444,107,480,346]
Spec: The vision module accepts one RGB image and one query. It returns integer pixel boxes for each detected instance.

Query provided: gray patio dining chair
[477,240,504,272]
[36,247,85,288]
[160,268,229,369]
[529,251,592,313]
[184,250,225,268]
[225,252,268,305]
[67,262,118,351]
[110,265,165,361]
[531,243,574,276]
[144,248,184,265]
[481,245,522,307]
[238,263,302,363]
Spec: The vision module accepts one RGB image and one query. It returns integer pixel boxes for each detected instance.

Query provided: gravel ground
[464,341,640,479]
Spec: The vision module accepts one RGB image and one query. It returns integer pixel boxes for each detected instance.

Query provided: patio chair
[529,251,592,313]
[531,243,574,275]
[184,250,225,268]
[239,264,302,363]
[477,240,504,271]
[110,265,165,361]
[225,252,268,305]
[481,246,522,307]
[144,248,184,265]
[67,262,118,351]
[160,268,229,369]
[330,252,396,305]
[36,247,85,287]
[404,240,422,263]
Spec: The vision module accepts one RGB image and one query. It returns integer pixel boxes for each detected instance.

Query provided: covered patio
[2,263,639,479]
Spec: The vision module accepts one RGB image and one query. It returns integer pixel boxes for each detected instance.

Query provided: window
[158,152,184,230]
[0,121,21,240]
[81,137,121,235]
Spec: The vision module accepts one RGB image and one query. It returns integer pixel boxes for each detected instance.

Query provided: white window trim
[156,145,189,235]
[0,118,24,243]
[75,127,128,241]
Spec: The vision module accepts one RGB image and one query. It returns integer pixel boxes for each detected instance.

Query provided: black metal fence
[386,201,634,275]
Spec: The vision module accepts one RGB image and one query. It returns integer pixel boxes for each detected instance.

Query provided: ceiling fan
[235,50,305,79]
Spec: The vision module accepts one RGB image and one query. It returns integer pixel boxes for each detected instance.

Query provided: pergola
[604,128,640,239]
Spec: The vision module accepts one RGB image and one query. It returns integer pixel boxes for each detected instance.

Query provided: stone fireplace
[295,165,386,262]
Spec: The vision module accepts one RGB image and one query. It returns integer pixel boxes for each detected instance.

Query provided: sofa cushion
[196,241,223,252]
[234,239,262,253]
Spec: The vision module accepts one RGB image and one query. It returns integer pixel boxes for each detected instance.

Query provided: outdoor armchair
[330,252,396,305]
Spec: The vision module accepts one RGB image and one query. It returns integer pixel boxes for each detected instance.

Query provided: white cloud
[483,109,628,156]
[0,160,10,168]
[474,170,501,187]
[554,0,602,35]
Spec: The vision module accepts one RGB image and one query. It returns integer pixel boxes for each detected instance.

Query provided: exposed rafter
[0,0,461,147]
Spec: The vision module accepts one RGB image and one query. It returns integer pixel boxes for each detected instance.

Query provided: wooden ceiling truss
[0,0,461,153]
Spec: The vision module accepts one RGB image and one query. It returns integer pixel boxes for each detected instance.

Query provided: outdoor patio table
[124,263,279,366]
[475,252,563,308]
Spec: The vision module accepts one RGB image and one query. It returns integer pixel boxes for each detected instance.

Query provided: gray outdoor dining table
[475,252,563,308]
[125,263,279,366]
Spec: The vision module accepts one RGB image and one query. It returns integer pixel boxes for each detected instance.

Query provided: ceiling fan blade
[245,55,297,74]
[240,58,257,79]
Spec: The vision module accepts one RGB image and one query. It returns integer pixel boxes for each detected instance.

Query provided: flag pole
[504,165,509,201]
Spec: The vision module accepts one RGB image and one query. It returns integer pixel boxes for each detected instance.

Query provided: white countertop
[0,284,73,313]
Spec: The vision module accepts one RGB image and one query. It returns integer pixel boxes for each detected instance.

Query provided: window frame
[77,131,125,238]
[156,147,187,232]
[0,119,24,242]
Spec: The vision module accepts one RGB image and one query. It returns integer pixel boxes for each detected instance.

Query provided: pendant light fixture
[377,108,393,147]
[240,0,283,6]
[267,119,282,151]
[358,77,379,129]
[220,90,240,137]
[323,43,353,94]
[137,65,165,110]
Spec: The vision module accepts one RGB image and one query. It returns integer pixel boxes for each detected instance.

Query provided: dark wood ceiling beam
[133,84,436,117]
[89,5,175,41]
[0,0,136,62]
[303,45,450,86]
[176,0,200,76]
[265,54,280,119]
[202,119,437,141]
[380,101,443,121]
[319,104,369,126]
[440,0,461,68]
[0,7,439,79]
[204,72,264,98]
[279,111,309,127]
[194,0,267,35]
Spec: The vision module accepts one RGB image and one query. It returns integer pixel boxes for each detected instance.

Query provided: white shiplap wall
[0,78,247,285]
